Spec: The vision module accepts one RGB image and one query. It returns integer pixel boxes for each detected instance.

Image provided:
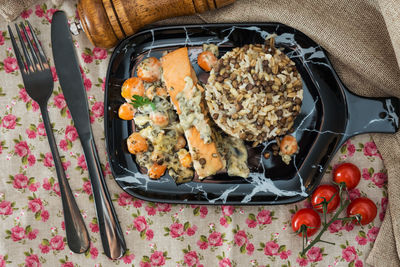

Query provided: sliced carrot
[150,111,169,127]
[280,135,298,155]
[178,149,192,168]
[156,86,168,97]
[118,103,135,120]
[137,57,162,83]
[197,51,217,72]
[148,163,167,179]
[121,77,145,99]
[127,132,148,154]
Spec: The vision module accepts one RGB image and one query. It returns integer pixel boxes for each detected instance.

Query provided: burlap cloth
[0,0,62,21]
[2,0,400,266]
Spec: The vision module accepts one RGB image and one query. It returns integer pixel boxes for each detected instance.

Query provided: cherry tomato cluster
[292,162,377,238]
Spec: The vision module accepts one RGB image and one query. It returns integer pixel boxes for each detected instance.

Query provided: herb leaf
[130,95,156,110]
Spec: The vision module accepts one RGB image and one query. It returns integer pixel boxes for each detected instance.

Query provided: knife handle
[81,137,126,259]
[40,107,90,253]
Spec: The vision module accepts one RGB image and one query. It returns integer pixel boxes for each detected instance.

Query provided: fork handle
[81,136,126,259]
[40,106,90,253]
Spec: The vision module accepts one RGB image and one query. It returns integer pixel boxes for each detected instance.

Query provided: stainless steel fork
[8,22,90,254]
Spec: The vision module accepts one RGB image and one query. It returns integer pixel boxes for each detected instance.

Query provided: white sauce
[176,77,212,144]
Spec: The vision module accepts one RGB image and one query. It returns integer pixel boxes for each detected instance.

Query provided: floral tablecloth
[0,1,387,266]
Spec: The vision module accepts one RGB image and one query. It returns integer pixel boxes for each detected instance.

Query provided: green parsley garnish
[130,95,156,110]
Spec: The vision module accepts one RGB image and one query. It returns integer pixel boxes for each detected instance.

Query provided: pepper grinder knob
[69,20,84,36]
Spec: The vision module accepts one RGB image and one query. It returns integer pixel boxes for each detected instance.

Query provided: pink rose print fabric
[0,1,388,266]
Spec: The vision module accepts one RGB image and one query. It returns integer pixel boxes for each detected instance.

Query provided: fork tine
[20,22,43,71]
[7,25,27,74]
[15,23,34,72]
[27,21,48,69]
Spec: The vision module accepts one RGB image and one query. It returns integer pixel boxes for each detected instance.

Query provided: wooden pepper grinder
[71,0,235,48]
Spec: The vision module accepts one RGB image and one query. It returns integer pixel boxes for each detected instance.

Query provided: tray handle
[345,91,400,137]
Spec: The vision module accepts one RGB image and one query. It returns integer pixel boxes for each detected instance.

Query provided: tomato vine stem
[300,183,351,257]
[318,239,336,245]
[301,198,350,257]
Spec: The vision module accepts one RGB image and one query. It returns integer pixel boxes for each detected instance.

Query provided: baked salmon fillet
[161,47,225,178]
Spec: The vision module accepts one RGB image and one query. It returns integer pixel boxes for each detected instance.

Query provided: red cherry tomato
[347,197,377,225]
[292,208,321,237]
[333,163,361,189]
[311,184,340,213]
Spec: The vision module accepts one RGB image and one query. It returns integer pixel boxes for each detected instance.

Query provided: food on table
[121,77,145,100]
[145,85,156,100]
[174,135,186,151]
[197,51,218,72]
[118,102,135,120]
[161,47,225,179]
[178,149,193,168]
[120,65,195,183]
[279,134,298,164]
[202,43,219,57]
[120,46,250,182]
[130,95,156,111]
[291,208,321,237]
[144,86,169,101]
[119,37,307,181]
[311,184,340,213]
[135,96,194,182]
[137,57,162,82]
[213,131,249,178]
[156,86,168,97]
[127,132,148,154]
[225,137,249,178]
[280,135,298,155]
[205,38,303,144]
[149,111,169,127]
[333,162,361,189]
[347,197,377,225]
[271,142,280,156]
[148,162,167,179]
[160,47,197,114]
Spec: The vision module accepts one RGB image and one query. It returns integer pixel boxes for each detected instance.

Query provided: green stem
[319,239,336,245]
[301,199,350,257]
[335,217,353,221]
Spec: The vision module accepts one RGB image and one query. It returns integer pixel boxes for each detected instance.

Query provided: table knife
[51,11,126,259]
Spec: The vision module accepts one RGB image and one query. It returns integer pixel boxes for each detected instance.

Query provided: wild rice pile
[205,39,303,143]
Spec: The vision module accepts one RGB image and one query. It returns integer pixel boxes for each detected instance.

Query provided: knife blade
[51,10,126,260]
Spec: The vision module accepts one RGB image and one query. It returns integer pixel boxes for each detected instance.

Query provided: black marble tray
[104,23,399,205]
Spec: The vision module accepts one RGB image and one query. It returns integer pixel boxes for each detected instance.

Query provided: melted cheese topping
[214,129,249,178]
[176,77,212,144]
[134,95,194,182]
